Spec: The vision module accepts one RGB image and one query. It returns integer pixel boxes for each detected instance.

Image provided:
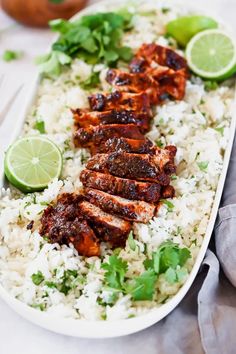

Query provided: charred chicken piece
[74,124,144,151]
[73,109,150,133]
[80,201,132,247]
[80,169,162,203]
[105,69,160,104]
[88,90,152,115]
[84,188,156,223]
[86,152,171,185]
[39,194,100,257]
[130,44,188,101]
[130,43,188,73]
[161,185,175,199]
[95,137,154,154]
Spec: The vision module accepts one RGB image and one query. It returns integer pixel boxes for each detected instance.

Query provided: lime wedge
[166,16,218,47]
[4,136,63,193]
[186,29,236,80]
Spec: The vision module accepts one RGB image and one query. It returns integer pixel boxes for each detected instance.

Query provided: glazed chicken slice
[80,201,132,247]
[95,136,154,154]
[130,43,188,73]
[80,169,161,203]
[88,90,152,115]
[74,124,144,151]
[105,69,161,104]
[39,194,100,257]
[73,109,150,133]
[84,188,156,223]
[161,185,175,199]
[86,152,172,185]
[95,136,177,161]
[130,44,188,100]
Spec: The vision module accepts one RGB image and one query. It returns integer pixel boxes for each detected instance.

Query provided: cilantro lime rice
[0,1,235,321]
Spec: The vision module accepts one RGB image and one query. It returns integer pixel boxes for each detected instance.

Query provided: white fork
[0,76,32,189]
[0,74,24,125]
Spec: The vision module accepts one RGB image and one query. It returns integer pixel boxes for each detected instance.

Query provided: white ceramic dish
[0,0,235,339]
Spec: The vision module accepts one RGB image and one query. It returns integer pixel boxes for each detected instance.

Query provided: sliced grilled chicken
[80,169,161,203]
[130,44,188,100]
[73,109,150,133]
[84,188,156,223]
[161,185,175,199]
[88,90,152,115]
[86,152,171,185]
[95,136,154,154]
[130,43,188,73]
[74,123,144,150]
[80,201,132,247]
[39,194,100,257]
[106,69,161,104]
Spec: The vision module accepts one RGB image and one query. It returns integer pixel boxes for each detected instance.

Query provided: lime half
[166,15,218,47]
[186,29,236,80]
[4,136,63,193]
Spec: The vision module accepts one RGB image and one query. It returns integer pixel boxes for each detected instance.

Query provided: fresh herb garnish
[102,255,128,290]
[2,50,23,62]
[127,269,157,301]
[156,139,164,148]
[34,120,46,134]
[31,303,46,311]
[204,80,218,91]
[49,0,65,3]
[37,11,133,76]
[102,242,191,302]
[160,199,174,212]
[80,70,100,90]
[31,271,45,285]
[214,126,224,136]
[127,231,136,251]
[162,8,170,14]
[197,161,209,172]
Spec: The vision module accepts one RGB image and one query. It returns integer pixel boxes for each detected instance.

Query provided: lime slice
[186,29,236,80]
[4,136,63,193]
[167,16,218,47]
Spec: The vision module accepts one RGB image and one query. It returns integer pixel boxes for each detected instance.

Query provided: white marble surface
[0,0,236,353]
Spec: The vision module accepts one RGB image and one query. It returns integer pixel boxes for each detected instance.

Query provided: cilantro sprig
[102,241,191,302]
[37,11,133,76]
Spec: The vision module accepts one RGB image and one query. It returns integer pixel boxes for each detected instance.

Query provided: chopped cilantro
[102,255,128,289]
[144,241,191,284]
[214,126,224,136]
[80,71,100,90]
[31,303,46,311]
[193,226,198,233]
[171,175,177,180]
[160,199,174,212]
[204,80,218,92]
[162,7,170,14]
[156,139,164,148]
[34,120,45,134]
[128,231,136,251]
[197,161,209,172]
[2,50,23,62]
[165,267,177,283]
[49,0,65,3]
[127,270,157,301]
[45,281,57,289]
[31,271,45,285]
[37,11,133,76]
